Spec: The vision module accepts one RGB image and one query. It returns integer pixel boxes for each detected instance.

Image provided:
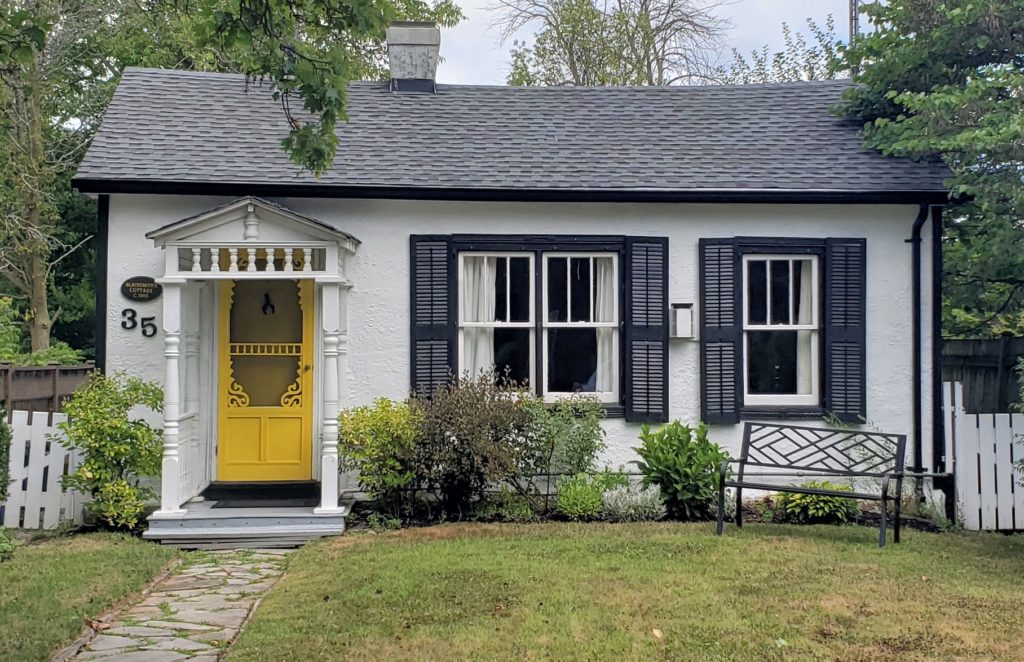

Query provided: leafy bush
[601,484,666,522]
[775,482,860,524]
[58,373,163,530]
[338,398,419,512]
[0,411,10,504]
[410,371,538,514]
[522,395,606,475]
[0,529,14,562]
[632,421,728,520]
[556,473,605,521]
[471,488,537,523]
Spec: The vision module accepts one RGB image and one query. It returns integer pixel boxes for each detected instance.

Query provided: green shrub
[366,511,402,532]
[775,482,860,524]
[338,398,419,512]
[0,529,14,562]
[632,421,728,520]
[601,484,666,522]
[471,488,537,523]
[522,395,606,475]
[58,372,163,531]
[0,410,10,504]
[410,370,538,515]
[556,473,605,521]
[0,297,84,365]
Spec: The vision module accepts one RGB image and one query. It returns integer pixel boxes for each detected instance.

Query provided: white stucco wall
[106,194,937,474]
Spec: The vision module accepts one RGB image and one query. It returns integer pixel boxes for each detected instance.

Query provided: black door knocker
[261,293,275,315]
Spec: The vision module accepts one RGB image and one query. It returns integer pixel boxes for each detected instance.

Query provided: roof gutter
[71,178,951,205]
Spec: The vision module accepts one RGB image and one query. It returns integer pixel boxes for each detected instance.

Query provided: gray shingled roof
[74,67,949,197]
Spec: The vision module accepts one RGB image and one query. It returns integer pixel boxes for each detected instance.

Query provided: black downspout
[931,206,956,519]
[908,204,929,499]
[95,195,109,373]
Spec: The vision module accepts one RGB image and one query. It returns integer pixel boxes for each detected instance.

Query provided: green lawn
[0,531,176,661]
[229,523,1024,661]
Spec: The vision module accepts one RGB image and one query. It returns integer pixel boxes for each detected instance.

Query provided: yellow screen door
[217,279,313,481]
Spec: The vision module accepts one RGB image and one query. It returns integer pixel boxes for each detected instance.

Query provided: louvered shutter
[410,236,454,395]
[824,238,867,422]
[699,239,740,424]
[624,237,669,423]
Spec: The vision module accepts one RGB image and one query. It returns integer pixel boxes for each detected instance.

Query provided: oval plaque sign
[121,276,162,302]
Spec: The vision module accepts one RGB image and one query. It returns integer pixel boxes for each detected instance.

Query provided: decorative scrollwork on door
[227,378,251,408]
[281,364,303,407]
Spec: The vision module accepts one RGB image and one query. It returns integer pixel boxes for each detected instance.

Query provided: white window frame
[541,253,619,403]
[741,254,820,407]
[457,252,536,385]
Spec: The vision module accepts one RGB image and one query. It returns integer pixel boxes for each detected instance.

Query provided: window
[458,253,535,385]
[457,251,619,402]
[742,255,819,407]
[543,255,618,401]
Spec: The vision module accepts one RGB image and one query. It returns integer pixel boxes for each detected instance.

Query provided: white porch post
[155,279,186,516]
[315,280,345,514]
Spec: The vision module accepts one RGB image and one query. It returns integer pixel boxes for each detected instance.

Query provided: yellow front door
[217,279,313,481]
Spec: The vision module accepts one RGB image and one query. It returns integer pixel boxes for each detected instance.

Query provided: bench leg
[878,495,888,548]
[716,483,725,535]
[893,492,902,544]
[734,487,743,528]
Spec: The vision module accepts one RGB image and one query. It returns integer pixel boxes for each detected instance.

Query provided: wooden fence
[945,381,1024,531]
[0,363,94,417]
[941,338,1024,413]
[1,411,82,529]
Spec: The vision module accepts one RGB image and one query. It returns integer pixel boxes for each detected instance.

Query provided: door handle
[303,364,312,372]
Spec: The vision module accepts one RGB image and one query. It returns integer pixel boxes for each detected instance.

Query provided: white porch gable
[148,197,358,527]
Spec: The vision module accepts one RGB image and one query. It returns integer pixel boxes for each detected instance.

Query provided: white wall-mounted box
[671,303,695,339]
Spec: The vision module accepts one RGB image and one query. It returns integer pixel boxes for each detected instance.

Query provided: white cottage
[73,23,950,545]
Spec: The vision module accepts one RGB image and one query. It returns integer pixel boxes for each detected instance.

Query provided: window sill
[541,402,625,418]
[739,406,825,421]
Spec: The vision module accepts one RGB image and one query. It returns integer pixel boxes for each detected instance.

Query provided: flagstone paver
[68,550,289,661]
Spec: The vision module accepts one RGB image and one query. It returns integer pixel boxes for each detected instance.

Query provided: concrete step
[144,504,347,548]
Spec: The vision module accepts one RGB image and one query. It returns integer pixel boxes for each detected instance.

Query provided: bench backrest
[738,422,907,477]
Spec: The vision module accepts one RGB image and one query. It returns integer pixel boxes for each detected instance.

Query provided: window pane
[547,328,597,393]
[494,329,531,385]
[747,330,814,395]
[461,256,497,323]
[792,259,814,325]
[570,257,591,322]
[593,257,616,323]
[747,260,767,325]
[494,257,507,322]
[509,257,531,322]
[770,260,790,325]
[547,257,568,322]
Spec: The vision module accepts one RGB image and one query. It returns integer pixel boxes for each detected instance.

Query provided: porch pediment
[147,197,359,280]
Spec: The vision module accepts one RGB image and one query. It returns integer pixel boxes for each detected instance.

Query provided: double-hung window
[457,251,619,403]
[742,255,819,406]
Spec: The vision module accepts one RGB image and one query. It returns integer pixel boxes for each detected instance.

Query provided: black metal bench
[716,422,907,547]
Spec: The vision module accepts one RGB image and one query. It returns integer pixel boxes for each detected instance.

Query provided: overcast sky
[437,0,850,84]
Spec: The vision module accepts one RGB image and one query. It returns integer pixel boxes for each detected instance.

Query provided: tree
[0,1,461,353]
[719,16,844,84]
[841,0,1024,337]
[0,2,127,351]
[497,0,730,86]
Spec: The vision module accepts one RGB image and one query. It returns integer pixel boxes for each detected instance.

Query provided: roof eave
[71,178,952,205]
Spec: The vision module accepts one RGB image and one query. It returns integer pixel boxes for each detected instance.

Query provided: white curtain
[594,258,615,393]
[796,260,814,395]
[461,256,496,377]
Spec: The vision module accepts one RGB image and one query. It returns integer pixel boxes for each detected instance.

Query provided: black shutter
[824,238,867,422]
[410,236,454,395]
[624,237,669,423]
[699,239,740,424]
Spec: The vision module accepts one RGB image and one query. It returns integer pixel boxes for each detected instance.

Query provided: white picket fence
[945,382,1024,531]
[1,411,84,529]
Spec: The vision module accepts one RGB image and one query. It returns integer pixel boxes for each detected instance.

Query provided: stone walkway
[69,549,290,661]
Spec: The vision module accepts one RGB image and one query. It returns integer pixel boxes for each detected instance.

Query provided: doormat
[211,497,320,509]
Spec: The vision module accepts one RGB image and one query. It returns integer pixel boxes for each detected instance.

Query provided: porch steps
[144,503,349,549]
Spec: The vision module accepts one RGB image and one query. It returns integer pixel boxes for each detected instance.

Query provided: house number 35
[121,309,158,338]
